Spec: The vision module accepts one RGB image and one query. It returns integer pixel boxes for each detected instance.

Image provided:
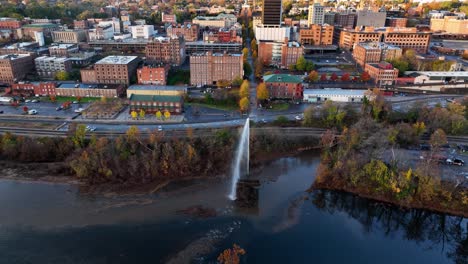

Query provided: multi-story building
[353,42,402,67]
[51,30,87,43]
[9,82,56,96]
[0,42,38,56]
[386,17,408,28]
[258,39,303,69]
[253,15,262,29]
[193,14,237,28]
[324,12,336,25]
[255,24,291,42]
[190,52,243,86]
[91,56,140,85]
[335,11,357,28]
[127,85,187,98]
[73,20,90,29]
[263,74,303,100]
[430,16,468,34]
[308,2,325,26]
[185,41,242,54]
[80,68,97,83]
[145,36,185,66]
[262,0,282,25]
[98,18,121,33]
[129,25,155,39]
[364,62,399,85]
[0,18,22,30]
[339,27,432,53]
[10,82,117,97]
[356,9,386,28]
[88,25,114,41]
[129,94,183,114]
[202,28,241,43]
[35,56,72,78]
[299,24,334,45]
[48,44,79,57]
[162,13,177,23]
[167,23,199,42]
[0,54,33,84]
[137,64,170,85]
[20,23,60,39]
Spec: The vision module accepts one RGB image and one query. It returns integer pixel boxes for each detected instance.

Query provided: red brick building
[365,62,399,86]
[9,82,57,96]
[0,54,34,84]
[263,74,303,100]
[0,18,22,30]
[137,64,170,85]
[145,36,185,66]
[167,23,199,42]
[386,18,408,28]
[258,39,303,69]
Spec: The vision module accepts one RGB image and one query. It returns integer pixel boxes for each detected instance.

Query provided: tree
[139,109,145,119]
[320,74,327,81]
[243,61,252,77]
[156,110,162,120]
[295,56,308,71]
[77,10,93,20]
[217,244,246,264]
[131,110,138,119]
[239,80,249,98]
[255,61,263,78]
[430,129,447,150]
[341,73,350,82]
[126,125,140,140]
[330,73,338,81]
[164,110,171,120]
[361,71,371,82]
[23,106,28,113]
[242,47,249,60]
[231,76,243,86]
[72,124,86,148]
[217,79,230,88]
[55,71,70,81]
[252,50,258,59]
[239,97,249,112]
[309,71,319,82]
[50,96,56,102]
[388,59,409,76]
[251,39,257,51]
[256,83,269,101]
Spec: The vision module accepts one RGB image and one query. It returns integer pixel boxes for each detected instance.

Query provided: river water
[0,151,466,264]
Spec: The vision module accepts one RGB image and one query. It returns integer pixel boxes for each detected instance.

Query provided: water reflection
[311,190,468,264]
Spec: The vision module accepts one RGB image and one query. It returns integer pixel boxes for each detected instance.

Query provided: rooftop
[129,94,182,102]
[95,56,138,65]
[49,44,77,49]
[194,13,237,21]
[358,42,401,50]
[58,83,99,89]
[263,74,302,83]
[35,56,70,62]
[128,85,187,91]
[404,71,468,78]
[191,52,242,57]
[0,54,31,60]
[23,23,58,28]
[304,89,366,96]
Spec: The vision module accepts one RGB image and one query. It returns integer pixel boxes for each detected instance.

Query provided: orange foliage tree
[217,244,246,264]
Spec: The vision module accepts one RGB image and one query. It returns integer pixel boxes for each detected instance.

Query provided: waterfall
[228,118,250,200]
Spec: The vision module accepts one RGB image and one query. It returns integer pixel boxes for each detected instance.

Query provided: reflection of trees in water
[311,190,468,264]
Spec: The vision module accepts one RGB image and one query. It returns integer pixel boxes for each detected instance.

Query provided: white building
[35,56,72,78]
[255,25,291,42]
[303,89,367,103]
[308,2,325,26]
[98,18,121,33]
[129,25,155,39]
[88,25,114,41]
[356,9,387,28]
[407,71,468,84]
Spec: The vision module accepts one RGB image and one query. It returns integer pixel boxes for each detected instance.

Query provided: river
[0,151,466,263]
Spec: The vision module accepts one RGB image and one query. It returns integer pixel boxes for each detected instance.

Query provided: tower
[308,1,325,26]
[262,0,282,25]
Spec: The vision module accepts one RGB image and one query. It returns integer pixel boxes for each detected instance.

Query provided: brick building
[48,44,79,57]
[167,23,199,42]
[263,74,303,100]
[202,28,241,43]
[430,16,468,34]
[334,12,357,28]
[51,30,87,43]
[21,23,60,39]
[162,13,177,23]
[193,14,237,28]
[339,27,432,53]
[129,94,183,114]
[299,24,334,46]
[189,52,243,86]
[9,82,56,96]
[365,62,399,86]
[0,54,34,84]
[0,18,22,30]
[73,20,90,29]
[385,17,408,28]
[258,39,303,69]
[8,82,118,97]
[145,36,185,66]
[353,42,402,67]
[137,64,170,85]
[84,56,140,86]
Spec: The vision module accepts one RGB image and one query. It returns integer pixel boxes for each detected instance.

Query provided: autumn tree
[155,110,162,120]
[250,39,257,51]
[72,124,87,148]
[308,71,319,82]
[320,73,327,81]
[139,109,145,119]
[55,71,70,81]
[239,80,250,98]
[256,82,269,101]
[164,110,171,120]
[23,106,28,113]
[131,110,137,119]
[341,72,350,82]
[217,79,230,88]
[330,72,338,81]
[232,76,243,87]
[217,244,246,264]
[239,97,249,112]
[430,129,447,150]
[242,47,249,61]
[126,125,140,140]
[361,71,371,82]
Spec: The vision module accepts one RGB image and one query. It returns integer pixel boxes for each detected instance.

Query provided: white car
[31,100,38,103]
[157,125,163,131]
[85,125,96,132]
[74,108,84,113]
[295,115,303,121]
[25,99,31,103]
[28,109,38,115]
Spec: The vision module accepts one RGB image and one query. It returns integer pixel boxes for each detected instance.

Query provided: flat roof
[35,56,69,62]
[264,74,302,83]
[49,44,77,49]
[405,71,468,77]
[357,42,401,50]
[128,85,187,91]
[0,54,31,60]
[58,83,100,89]
[129,94,182,102]
[23,23,57,28]
[95,56,138,65]
[304,89,366,96]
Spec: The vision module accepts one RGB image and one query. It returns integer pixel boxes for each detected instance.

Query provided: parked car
[420,144,431,151]
[28,109,38,115]
[85,125,96,132]
[295,115,303,121]
[31,100,38,103]
[56,106,62,111]
[453,158,465,166]
[157,125,163,132]
[74,108,84,113]
[72,101,79,104]
[0,110,3,114]
[25,99,31,103]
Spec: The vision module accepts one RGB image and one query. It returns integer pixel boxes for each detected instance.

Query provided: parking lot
[0,101,86,118]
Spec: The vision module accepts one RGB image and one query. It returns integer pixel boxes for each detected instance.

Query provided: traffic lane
[0,102,85,117]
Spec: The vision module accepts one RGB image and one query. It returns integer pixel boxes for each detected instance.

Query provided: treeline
[313,94,468,216]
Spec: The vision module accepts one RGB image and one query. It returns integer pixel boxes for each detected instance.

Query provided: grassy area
[0,122,58,129]
[167,70,190,85]
[268,103,289,111]
[187,102,239,111]
[40,96,102,103]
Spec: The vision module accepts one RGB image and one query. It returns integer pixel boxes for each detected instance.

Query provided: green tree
[295,56,308,71]
[388,59,409,76]
[232,76,243,86]
[139,109,145,119]
[243,62,252,77]
[55,71,70,81]
[72,124,87,148]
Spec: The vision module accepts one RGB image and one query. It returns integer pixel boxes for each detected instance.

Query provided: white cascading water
[228,118,250,200]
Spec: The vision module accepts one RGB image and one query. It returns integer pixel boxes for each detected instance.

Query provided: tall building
[353,42,402,67]
[0,54,33,84]
[335,11,357,28]
[299,24,334,45]
[137,64,170,85]
[92,56,140,85]
[35,56,72,78]
[192,14,237,28]
[145,36,185,66]
[308,2,325,26]
[129,25,155,39]
[190,52,243,86]
[430,16,468,34]
[255,25,291,42]
[386,17,408,28]
[258,39,303,69]
[262,0,282,25]
[356,9,386,28]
